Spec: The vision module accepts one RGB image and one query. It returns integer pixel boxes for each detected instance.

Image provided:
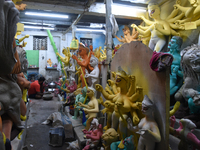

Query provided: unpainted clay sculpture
[96,67,143,149]
[85,55,99,89]
[127,95,161,150]
[170,44,200,126]
[78,87,99,131]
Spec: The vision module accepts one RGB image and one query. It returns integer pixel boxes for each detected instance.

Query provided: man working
[28,76,46,99]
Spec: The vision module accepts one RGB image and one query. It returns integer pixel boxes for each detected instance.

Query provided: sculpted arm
[132,24,152,35]
[107,79,119,94]
[140,16,154,26]
[127,75,136,97]
[95,84,115,100]
[129,87,143,102]
[144,123,161,142]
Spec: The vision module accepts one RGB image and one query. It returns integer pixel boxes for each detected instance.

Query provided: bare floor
[24,97,67,150]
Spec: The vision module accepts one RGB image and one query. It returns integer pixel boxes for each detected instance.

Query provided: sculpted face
[168,37,178,50]
[101,128,119,144]
[86,88,94,98]
[90,56,98,67]
[148,4,160,19]
[183,49,200,72]
[115,73,127,87]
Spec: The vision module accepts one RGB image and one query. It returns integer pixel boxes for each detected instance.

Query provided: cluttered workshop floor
[24,97,68,150]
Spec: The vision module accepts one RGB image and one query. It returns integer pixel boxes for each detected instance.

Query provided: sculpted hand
[133,115,139,125]
[72,55,77,60]
[127,118,134,131]
[84,74,89,78]
[83,108,88,113]
[170,115,176,127]
[136,102,142,109]
[101,108,107,114]
[95,84,103,92]
[107,79,114,86]
[105,101,113,108]
[131,24,137,29]
[115,101,123,107]
[173,66,179,73]
[173,4,180,9]
[140,129,150,137]
[129,75,135,82]
[97,97,104,104]
[78,102,83,107]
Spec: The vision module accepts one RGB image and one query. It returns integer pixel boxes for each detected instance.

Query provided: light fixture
[76,28,105,34]
[25,12,69,19]
[21,22,54,26]
[120,0,145,4]
[90,23,104,28]
[89,3,146,17]
[24,25,54,30]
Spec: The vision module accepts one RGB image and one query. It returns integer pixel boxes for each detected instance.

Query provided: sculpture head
[81,86,87,97]
[180,119,196,130]
[90,55,98,67]
[90,118,99,130]
[142,95,154,115]
[123,135,134,148]
[62,47,71,56]
[168,36,183,50]
[148,3,160,19]
[101,128,119,146]
[86,87,96,98]
[122,25,130,35]
[181,44,200,82]
[115,66,129,89]
[79,43,89,58]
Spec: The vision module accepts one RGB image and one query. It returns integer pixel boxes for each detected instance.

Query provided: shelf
[28,67,39,69]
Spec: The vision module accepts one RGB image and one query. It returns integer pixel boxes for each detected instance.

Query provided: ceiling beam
[23,1,145,20]
[63,0,96,34]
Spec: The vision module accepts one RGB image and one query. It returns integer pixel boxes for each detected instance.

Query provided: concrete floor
[24,97,68,150]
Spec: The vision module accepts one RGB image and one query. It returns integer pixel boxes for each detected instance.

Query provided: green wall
[26,50,39,67]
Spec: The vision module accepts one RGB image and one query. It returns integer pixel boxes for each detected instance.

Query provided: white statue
[85,55,99,89]
[127,95,161,150]
[65,57,75,81]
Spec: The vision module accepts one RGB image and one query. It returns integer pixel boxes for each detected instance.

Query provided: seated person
[28,77,45,99]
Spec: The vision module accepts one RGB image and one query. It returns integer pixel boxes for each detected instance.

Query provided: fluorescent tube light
[24,25,54,30]
[90,23,104,28]
[76,28,105,34]
[25,12,68,19]
[21,22,54,26]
